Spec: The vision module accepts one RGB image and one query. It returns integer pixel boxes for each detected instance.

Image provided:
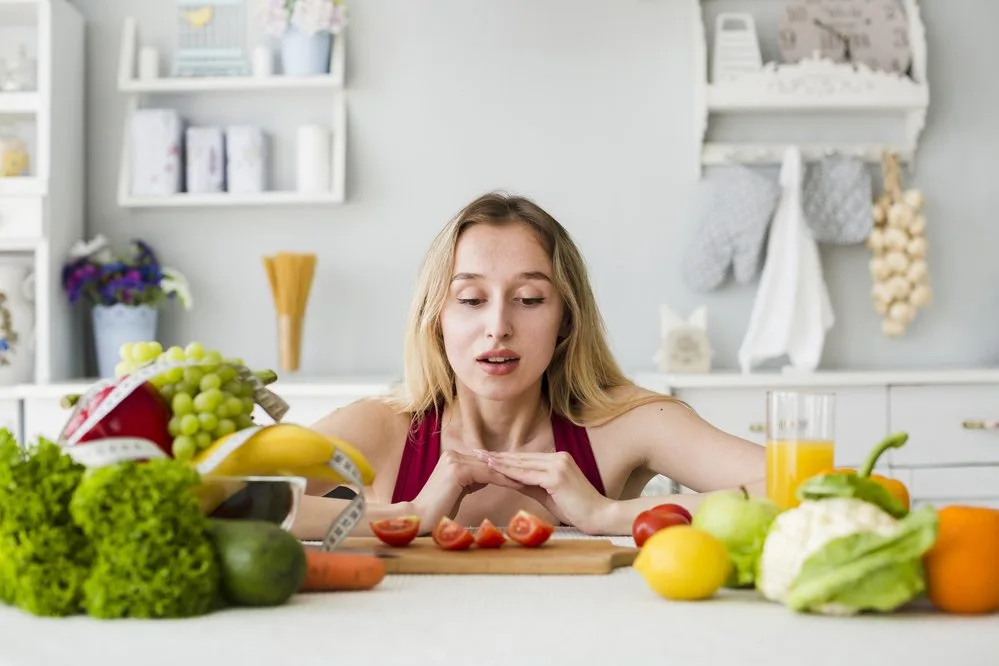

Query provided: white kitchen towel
[738,147,835,374]
[185,126,225,194]
[225,125,267,193]
[129,109,184,197]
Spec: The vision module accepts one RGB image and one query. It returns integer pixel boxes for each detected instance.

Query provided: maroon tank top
[391,408,607,503]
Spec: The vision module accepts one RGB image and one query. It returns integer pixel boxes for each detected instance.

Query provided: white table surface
[2,531,997,666]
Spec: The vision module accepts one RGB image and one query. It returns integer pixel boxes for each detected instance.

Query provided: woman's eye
[457,298,482,306]
[519,298,545,306]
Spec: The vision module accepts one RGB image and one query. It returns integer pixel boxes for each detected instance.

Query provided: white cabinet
[888,384,999,466]
[672,385,889,468]
[0,397,21,440]
[22,395,67,443]
[635,369,999,509]
[0,0,86,383]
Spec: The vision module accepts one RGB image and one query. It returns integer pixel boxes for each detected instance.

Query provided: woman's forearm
[597,477,768,537]
[291,495,417,541]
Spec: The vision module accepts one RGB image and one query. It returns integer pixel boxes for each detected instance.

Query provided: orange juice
[766,439,835,509]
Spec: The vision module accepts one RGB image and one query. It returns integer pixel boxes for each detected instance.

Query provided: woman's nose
[484,302,512,340]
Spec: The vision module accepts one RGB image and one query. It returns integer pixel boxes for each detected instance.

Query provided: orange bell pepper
[825,468,910,511]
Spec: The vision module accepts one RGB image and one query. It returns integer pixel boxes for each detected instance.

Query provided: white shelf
[0,177,45,196]
[0,0,39,26]
[120,190,345,209]
[117,16,346,93]
[693,0,929,171]
[0,92,39,114]
[119,74,342,94]
[115,15,348,209]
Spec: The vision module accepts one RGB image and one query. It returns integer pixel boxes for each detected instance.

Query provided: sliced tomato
[370,515,420,547]
[473,518,506,548]
[506,510,554,548]
[432,517,475,550]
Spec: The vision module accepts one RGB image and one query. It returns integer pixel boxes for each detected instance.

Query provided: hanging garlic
[903,188,925,211]
[867,152,933,339]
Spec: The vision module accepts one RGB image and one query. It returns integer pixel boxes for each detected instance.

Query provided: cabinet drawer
[675,386,889,468]
[0,398,21,442]
[23,397,70,444]
[888,466,999,503]
[0,197,43,240]
[888,385,999,465]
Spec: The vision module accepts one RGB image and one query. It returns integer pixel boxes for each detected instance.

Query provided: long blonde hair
[384,192,681,426]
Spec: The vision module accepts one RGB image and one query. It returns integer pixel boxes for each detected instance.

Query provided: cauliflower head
[757,498,907,615]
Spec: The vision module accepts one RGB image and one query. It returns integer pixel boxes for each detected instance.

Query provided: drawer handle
[962,419,999,430]
[749,423,765,433]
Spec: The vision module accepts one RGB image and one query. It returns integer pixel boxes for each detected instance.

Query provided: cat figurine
[652,304,713,374]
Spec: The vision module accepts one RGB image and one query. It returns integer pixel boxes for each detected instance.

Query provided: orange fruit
[923,505,999,614]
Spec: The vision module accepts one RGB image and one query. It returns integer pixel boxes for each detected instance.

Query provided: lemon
[633,525,732,600]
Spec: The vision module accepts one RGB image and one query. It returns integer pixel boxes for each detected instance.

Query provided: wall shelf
[694,0,929,171]
[120,190,345,209]
[0,92,39,114]
[115,16,348,209]
[0,177,45,196]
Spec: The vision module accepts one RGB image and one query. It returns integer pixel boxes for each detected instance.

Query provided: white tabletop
[2,532,997,666]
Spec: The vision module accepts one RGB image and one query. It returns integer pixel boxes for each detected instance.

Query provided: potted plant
[61,235,192,378]
[261,0,349,77]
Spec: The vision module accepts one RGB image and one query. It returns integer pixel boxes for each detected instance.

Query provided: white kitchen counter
[1,532,996,666]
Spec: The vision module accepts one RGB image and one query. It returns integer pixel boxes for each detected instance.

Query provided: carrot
[299,550,386,592]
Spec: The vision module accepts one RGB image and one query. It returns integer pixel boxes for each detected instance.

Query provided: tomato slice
[432,517,475,550]
[506,510,554,548]
[473,518,506,548]
[369,515,420,547]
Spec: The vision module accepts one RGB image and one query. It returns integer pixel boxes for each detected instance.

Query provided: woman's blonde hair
[383,191,681,426]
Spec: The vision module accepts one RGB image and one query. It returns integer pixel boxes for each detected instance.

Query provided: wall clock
[778,0,912,75]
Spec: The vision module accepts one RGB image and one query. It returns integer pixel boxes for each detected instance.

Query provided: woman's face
[440,222,565,402]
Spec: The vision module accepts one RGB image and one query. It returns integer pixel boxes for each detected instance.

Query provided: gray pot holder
[801,155,874,244]
[681,165,781,292]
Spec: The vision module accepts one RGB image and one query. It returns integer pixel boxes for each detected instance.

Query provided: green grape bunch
[114,341,276,463]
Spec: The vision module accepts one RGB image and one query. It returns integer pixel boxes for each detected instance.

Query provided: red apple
[632,508,691,547]
[63,380,173,457]
[651,502,693,523]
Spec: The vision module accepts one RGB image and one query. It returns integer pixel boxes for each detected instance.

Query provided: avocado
[208,519,307,607]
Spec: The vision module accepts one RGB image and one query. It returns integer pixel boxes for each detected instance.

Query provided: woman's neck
[445,382,549,452]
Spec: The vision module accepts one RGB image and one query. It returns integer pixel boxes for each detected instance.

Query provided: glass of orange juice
[765,391,835,510]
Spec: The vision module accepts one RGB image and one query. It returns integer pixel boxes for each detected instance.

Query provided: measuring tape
[57,359,364,551]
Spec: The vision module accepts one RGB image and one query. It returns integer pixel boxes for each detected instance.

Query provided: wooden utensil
[262,252,317,372]
[321,537,640,575]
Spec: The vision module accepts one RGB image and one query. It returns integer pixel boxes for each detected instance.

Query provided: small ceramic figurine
[652,304,713,374]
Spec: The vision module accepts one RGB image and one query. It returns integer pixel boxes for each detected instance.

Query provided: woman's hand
[411,448,524,532]
[475,450,613,535]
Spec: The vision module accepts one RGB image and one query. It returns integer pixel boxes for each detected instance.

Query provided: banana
[191,423,376,486]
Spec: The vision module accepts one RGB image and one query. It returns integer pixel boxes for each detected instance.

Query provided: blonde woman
[295,192,765,539]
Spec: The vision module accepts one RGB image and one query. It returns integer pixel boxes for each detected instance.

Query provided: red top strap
[391,409,607,503]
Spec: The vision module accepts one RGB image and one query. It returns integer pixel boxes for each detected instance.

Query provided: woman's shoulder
[309,396,414,464]
[584,384,694,434]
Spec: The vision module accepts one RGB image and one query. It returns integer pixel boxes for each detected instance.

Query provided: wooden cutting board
[329,537,640,575]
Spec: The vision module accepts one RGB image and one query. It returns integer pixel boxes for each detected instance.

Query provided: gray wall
[72,0,999,378]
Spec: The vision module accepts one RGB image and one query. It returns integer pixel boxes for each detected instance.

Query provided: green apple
[692,487,780,588]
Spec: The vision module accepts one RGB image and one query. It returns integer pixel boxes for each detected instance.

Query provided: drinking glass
[765,391,835,510]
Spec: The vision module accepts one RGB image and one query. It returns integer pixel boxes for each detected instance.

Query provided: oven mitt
[681,165,781,292]
[801,155,874,244]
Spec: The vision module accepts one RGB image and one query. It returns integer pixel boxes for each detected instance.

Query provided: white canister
[296,125,331,192]
[252,45,274,77]
[0,264,34,386]
[139,47,159,80]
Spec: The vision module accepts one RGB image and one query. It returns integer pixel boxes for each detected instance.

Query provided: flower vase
[92,304,158,378]
[280,26,333,76]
